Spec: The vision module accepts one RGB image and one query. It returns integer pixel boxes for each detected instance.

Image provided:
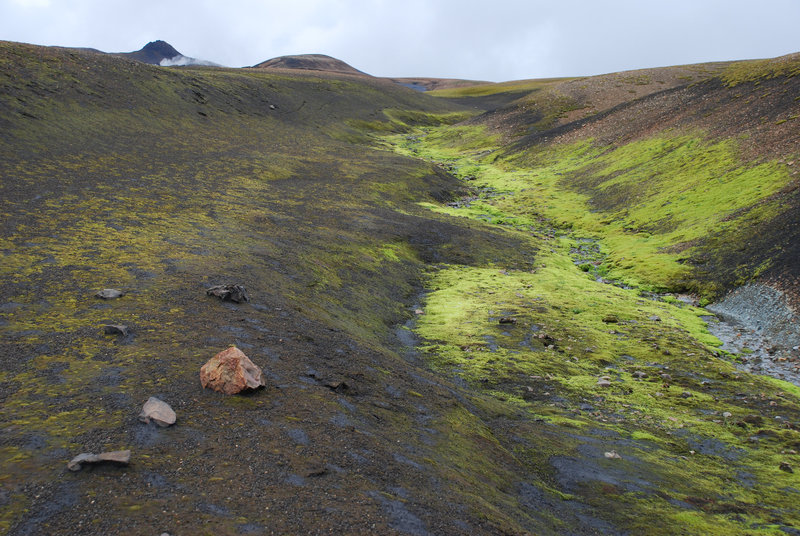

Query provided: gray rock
[206,284,249,303]
[138,397,176,427]
[103,324,130,336]
[95,289,124,299]
[67,450,131,471]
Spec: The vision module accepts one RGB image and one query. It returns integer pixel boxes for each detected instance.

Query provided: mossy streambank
[373,115,800,533]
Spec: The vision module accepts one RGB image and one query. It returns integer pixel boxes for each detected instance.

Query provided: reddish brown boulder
[200,346,265,395]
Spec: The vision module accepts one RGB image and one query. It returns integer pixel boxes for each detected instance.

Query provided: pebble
[95,289,124,299]
[604,450,622,459]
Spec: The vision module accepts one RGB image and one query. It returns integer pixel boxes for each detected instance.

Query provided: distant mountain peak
[140,40,181,59]
[113,40,219,67]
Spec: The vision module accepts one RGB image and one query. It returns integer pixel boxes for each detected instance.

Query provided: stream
[416,152,800,388]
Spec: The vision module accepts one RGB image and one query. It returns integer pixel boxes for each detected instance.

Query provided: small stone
[660,373,672,382]
[597,378,612,388]
[324,380,354,395]
[269,104,276,110]
[95,289,124,299]
[632,371,647,379]
[649,315,661,322]
[414,309,424,315]
[102,324,129,336]
[680,391,692,398]
[138,397,176,427]
[206,284,249,303]
[67,450,131,471]
[200,346,265,395]
[722,411,733,418]
[498,317,517,324]
[602,315,619,324]
[604,450,622,459]
[779,462,793,473]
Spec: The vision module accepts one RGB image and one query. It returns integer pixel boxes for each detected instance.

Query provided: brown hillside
[253,53,368,75]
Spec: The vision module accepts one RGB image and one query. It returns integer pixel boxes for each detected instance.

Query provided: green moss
[721,56,800,87]
[389,128,794,297]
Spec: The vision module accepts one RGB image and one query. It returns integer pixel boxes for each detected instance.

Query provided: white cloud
[0,0,798,80]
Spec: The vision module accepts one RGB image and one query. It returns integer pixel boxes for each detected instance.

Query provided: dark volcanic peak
[124,40,182,64]
[113,40,219,67]
[253,54,368,76]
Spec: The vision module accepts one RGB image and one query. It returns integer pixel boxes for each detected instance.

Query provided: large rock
[200,346,265,395]
[138,396,176,427]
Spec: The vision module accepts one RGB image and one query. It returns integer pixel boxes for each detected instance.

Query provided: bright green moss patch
[390,128,794,297]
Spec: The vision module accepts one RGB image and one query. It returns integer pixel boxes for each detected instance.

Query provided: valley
[1,41,799,535]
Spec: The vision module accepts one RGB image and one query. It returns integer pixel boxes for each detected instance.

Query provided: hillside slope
[252,53,367,75]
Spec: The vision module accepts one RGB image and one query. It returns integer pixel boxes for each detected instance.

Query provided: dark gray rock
[206,284,249,303]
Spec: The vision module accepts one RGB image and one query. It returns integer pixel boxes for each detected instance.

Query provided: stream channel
[445,170,800,388]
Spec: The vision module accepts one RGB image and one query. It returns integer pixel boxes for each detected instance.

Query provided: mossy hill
[1,40,799,535]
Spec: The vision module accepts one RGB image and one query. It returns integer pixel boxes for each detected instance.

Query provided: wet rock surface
[706,283,800,386]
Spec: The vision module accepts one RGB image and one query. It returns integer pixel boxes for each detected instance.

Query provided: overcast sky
[1,0,798,81]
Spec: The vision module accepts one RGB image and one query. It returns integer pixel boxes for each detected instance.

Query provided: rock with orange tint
[200,346,266,395]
